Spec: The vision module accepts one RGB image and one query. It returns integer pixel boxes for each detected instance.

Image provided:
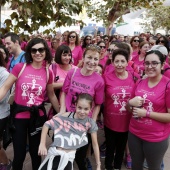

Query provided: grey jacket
[0,67,10,119]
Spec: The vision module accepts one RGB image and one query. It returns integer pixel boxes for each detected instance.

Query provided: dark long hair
[0,51,6,68]
[25,38,52,64]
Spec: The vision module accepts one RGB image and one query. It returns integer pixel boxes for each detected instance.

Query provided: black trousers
[104,126,128,169]
[75,133,92,170]
[12,118,41,170]
[41,155,72,170]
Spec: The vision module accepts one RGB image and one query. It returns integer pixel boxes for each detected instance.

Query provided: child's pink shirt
[129,76,170,142]
[62,68,104,117]
[71,46,83,66]
[11,63,53,119]
[103,71,135,132]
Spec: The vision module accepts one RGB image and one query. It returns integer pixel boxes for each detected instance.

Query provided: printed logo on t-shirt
[20,75,44,106]
[111,87,131,115]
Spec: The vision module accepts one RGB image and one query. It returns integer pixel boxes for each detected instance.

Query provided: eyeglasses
[69,36,76,39]
[157,40,165,44]
[143,61,161,68]
[99,46,106,49]
[107,48,114,53]
[31,47,45,54]
[133,40,140,42]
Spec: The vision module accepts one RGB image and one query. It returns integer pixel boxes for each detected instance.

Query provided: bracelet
[146,109,150,118]
[96,162,101,166]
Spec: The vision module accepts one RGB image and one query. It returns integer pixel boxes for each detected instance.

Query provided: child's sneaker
[100,141,106,152]
[126,154,132,169]
[86,158,92,170]
[100,150,106,159]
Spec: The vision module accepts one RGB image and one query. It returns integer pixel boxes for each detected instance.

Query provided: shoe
[143,159,149,169]
[86,158,92,170]
[7,160,12,170]
[126,154,132,169]
[100,150,106,159]
[100,141,106,151]
[97,120,104,129]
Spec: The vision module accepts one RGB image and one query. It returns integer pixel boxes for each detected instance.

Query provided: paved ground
[5,127,170,170]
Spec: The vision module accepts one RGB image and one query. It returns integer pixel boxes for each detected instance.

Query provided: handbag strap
[71,67,77,83]
[18,63,27,78]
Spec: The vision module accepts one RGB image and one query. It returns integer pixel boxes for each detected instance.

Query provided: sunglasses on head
[31,47,45,54]
[69,35,76,39]
[133,40,140,42]
[99,46,106,49]
[157,40,165,44]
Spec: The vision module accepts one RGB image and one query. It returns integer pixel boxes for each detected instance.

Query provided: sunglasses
[107,48,114,53]
[157,40,165,44]
[31,47,45,54]
[69,36,76,39]
[104,39,109,41]
[133,40,140,42]
[86,38,91,40]
[99,46,106,49]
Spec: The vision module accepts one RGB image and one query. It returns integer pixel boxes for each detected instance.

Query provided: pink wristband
[146,110,150,117]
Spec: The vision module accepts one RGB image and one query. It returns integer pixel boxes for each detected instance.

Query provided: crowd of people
[0,30,170,170]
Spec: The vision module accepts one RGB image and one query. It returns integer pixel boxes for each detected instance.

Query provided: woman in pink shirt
[97,41,108,67]
[103,49,136,170]
[130,36,140,58]
[0,38,59,170]
[132,41,150,78]
[67,31,83,66]
[60,45,104,170]
[128,50,170,170]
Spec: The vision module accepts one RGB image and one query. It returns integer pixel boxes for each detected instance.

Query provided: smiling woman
[0,38,60,170]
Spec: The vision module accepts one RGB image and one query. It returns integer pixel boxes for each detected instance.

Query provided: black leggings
[128,132,169,170]
[41,155,72,170]
[75,133,92,170]
[0,117,8,149]
[12,118,41,170]
[104,126,128,169]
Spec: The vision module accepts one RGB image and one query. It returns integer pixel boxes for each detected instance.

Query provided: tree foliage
[0,0,164,34]
[140,6,170,34]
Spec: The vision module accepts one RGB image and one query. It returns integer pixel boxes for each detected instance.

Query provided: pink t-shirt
[49,63,77,83]
[103,71,135,132]
[20,41,27,51]
[99,55,108,67]
[132,54,145,77]
[71,46,83,66]
[11,63,53,119]
[129,76,170,142]
[62,68,104,117]
[163,63,170,79]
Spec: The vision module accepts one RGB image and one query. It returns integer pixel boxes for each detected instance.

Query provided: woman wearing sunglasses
[127,50,170,170]
[0,38,60,170]
[130,36,140,58]
[81,35,92,53]
[67,31,83,66]
[156,36,169,52]
[97,41,108,67]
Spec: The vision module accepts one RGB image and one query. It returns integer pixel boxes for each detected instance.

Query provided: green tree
[0,0,164,34]
[141,6,170,34]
